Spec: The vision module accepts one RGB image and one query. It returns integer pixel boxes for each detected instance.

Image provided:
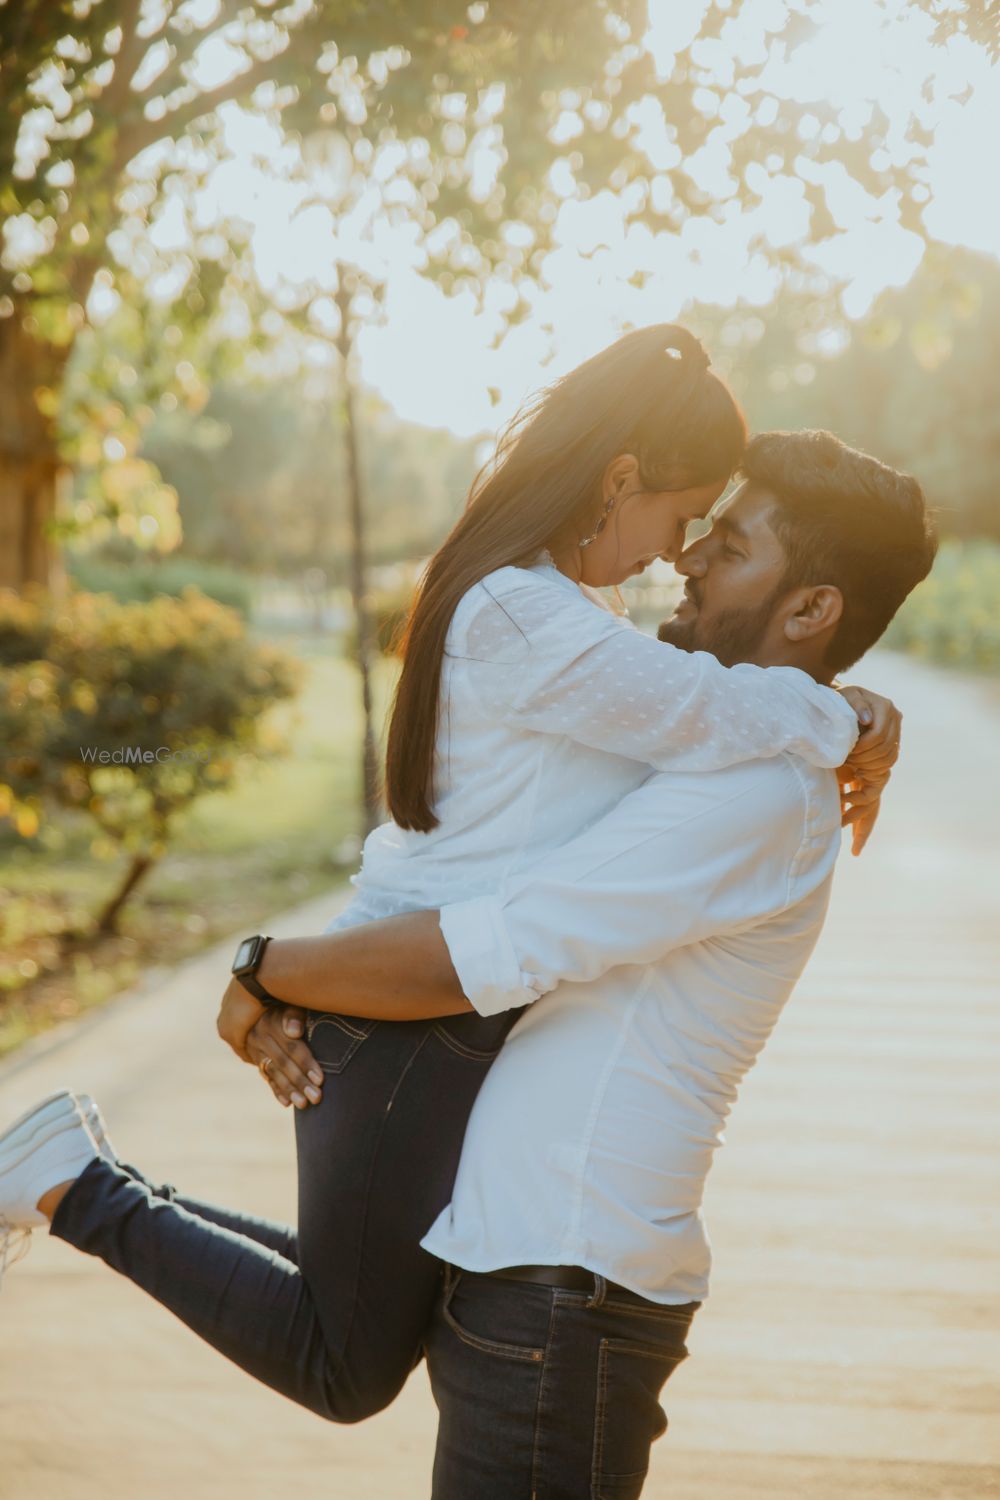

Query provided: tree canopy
[4,0,995,329]
[1,0,996,582]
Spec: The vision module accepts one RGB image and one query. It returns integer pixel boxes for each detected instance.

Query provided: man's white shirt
[321,557,857,1304]
[423,754,843,1304]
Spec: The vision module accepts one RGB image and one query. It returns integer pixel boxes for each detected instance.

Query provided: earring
[578,494,616,550]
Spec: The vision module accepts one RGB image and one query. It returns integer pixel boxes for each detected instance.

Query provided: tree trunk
[334,274,380,836]
[0,313,70,594]
[94,851,157,937]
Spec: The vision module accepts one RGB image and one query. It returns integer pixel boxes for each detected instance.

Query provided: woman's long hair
[385,324,747,832]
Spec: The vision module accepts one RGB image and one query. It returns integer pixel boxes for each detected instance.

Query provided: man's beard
[658,584,783,668]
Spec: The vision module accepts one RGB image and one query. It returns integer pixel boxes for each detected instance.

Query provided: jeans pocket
[591,1337,689,1498]
[304,1012,378,1074]
[432,1006,525,1061]
[440,1272,546,1363]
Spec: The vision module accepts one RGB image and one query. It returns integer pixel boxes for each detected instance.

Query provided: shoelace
[0,1215,32,1291]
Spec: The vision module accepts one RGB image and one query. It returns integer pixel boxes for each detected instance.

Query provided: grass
[0,635,398,1059]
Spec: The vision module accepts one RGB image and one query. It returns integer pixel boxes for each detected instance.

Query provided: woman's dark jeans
[49,1007,519,1422]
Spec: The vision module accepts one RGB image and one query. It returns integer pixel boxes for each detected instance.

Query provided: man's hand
[837,686,902,856]
[245,1006,324,1110]
[217,976,267,1063]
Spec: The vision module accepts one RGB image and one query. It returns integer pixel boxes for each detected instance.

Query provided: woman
[0,326,896,1425]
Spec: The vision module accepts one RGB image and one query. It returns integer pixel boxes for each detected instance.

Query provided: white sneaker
[0,1093,101,1289]
[0,1088,77,1143]
[77,1093,117,1165]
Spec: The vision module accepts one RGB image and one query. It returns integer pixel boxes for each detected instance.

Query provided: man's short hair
[741,430,938,674]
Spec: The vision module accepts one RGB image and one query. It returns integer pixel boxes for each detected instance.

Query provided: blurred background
[0,0,997,1051]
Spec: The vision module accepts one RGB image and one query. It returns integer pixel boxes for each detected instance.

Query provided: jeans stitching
[591,1337,611,1496]
[431,1025,504,1062]
[597,1302,697,1327]
[441,1288,545,1363]
[306,1015,379,1075]
[592,1338,688,1492]
[553,1290,699,1326]
[306,1014,376,1041]
[529,1289,561,1496]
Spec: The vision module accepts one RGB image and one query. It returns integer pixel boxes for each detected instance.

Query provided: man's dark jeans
[426,1266,699,1499]
[49,1007,517,1422]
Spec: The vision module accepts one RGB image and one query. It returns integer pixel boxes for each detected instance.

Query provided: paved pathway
[1,650,998,1499]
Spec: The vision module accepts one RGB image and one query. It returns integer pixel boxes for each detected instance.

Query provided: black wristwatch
[231,934,280,1007]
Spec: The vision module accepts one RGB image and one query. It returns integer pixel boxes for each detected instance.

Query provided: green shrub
[67,554,256,617]
[882,539,1000,672]
[0,587,299,932]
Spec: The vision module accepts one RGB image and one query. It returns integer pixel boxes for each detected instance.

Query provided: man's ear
[783,584,843,643]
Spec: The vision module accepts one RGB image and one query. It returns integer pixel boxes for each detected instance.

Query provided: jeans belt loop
[586,1272,607,1310]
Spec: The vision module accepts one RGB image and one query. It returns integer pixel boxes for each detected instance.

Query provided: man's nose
[675,545,707,578]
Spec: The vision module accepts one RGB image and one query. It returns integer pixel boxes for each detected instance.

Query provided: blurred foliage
[2,0,659,564]
[930,0,999,56]
[342,571,422,661]
[0,587,300,932]
[0,646,397,1052]
[696,247,1000,540]
[882,539,1000,672]
[67,552,256,615]
[83,242,993,576]
[139,381,480,575]
[2,0,994,563]
[5,0,987,312]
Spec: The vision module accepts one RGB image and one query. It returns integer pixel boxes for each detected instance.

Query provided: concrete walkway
[1,650,998,1499]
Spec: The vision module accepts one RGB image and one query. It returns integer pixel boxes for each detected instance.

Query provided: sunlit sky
[83,0,1000,436]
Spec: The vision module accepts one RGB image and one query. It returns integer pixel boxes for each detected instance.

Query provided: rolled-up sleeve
[438,760,837,1017]
[438,897,547,1017]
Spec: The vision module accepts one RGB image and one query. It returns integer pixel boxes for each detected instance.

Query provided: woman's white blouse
[330,557,858,929]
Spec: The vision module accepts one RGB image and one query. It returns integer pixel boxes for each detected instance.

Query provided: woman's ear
[784,584,844,642]
[603,452,640,497]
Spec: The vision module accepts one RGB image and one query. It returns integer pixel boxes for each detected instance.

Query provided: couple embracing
[0,324,935,1498]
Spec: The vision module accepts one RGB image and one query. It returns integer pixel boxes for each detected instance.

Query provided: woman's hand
[837,763,890,856]
[245,1006,324,1110]
[839,686,902,768]
[217,976,267,1063]
[837,685,903,856]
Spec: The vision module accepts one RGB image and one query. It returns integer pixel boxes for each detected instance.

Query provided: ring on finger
[259,1055,274,1079]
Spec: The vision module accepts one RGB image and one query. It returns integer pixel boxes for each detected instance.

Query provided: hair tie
[664,341,710,373]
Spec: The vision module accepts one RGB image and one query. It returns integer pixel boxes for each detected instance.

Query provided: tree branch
[103,0,148,117]
[115,52,290,167]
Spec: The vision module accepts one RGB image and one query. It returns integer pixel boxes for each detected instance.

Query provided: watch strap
[233,934,281,1007]
[236,969,282,1007]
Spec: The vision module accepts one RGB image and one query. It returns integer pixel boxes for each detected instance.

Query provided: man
[212,430,935,1495]
[0,430,929,1492]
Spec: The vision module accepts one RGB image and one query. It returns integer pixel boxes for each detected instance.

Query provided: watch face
[234,938,256,971]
